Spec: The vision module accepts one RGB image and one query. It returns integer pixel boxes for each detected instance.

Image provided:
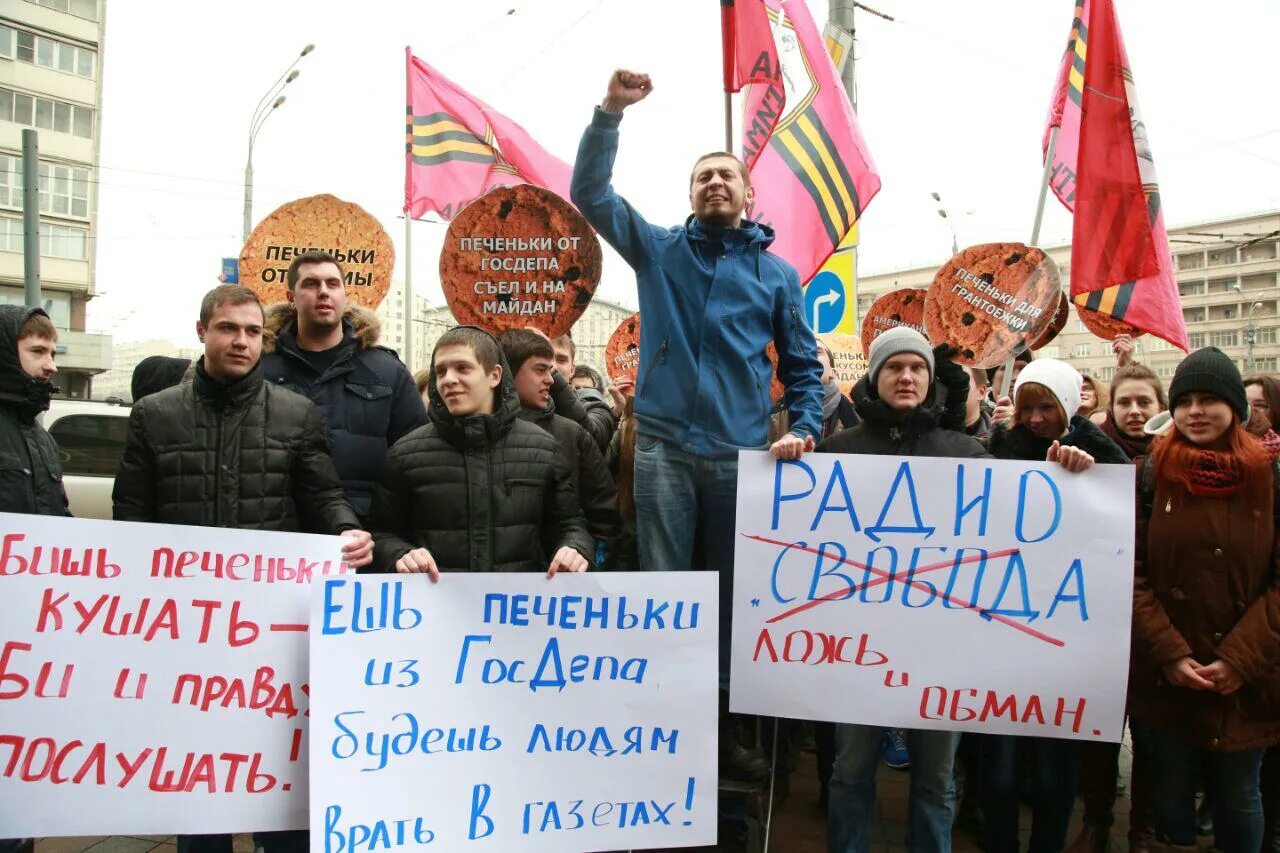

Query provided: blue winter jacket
[571,108,824,457]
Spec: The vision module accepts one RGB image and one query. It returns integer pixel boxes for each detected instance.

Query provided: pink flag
[1042,0,1187,350]
[739,0,880,284]
[721,0,778,93]
[405,49,572,221]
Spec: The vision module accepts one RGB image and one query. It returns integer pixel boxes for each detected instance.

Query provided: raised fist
[602,70,653,113]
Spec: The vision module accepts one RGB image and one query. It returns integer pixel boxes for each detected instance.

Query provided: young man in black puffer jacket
[368,326,593,577]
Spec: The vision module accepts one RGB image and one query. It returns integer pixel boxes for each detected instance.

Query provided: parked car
[44,398,131,519]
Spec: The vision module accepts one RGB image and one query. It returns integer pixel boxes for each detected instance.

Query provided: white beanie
[1014,358,1082,420]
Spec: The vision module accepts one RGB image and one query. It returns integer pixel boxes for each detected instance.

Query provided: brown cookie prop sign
[440,185,602,338]
[1029,292,1070,351]
[605,313,641,385]
[924,243,1061,368]
[861,288,928,358]
[819,333,868,399]
[1075,302,1144,340]
[239,194,394,309]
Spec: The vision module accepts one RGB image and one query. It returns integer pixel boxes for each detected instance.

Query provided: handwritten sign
[310,572,718,851]
[729,452,1134,741]
[240,194,395,308]
[0,513,350,836]
[440,185,603,338]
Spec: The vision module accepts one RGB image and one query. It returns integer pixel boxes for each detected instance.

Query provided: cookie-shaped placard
[440,185,602,338]
[861,288,929,358]
[1029,292,1070,351]
[1075,302,1144,340]
[924,243,1061,369]
[240,194,395,308]
[605,313,641,385]
[819,333,867,399]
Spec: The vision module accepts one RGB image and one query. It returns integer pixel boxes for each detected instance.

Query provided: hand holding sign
[440,185,602,338]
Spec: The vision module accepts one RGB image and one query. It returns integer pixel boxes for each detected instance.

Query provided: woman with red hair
[1130,347,1280,853]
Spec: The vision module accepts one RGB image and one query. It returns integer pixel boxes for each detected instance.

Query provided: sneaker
[882,729,910,770]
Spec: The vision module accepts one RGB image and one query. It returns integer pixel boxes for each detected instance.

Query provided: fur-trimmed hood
[261,302,382,353]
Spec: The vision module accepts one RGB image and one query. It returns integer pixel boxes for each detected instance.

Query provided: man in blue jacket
[571,67,822,578]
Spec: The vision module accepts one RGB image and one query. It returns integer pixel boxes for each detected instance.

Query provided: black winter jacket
[551,372,616,452]
[113,359,360,534]
[817,377,991,459]
[260,304,427,517]
[0,306,68,517]
[368,339,594,573]
[519,402,622,563]
[986,415,1132,465]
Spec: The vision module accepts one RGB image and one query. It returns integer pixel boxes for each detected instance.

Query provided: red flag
[739,0,880,284]
[1043,0,1187,350]
[404,50,572,221]
[721,0,778,93]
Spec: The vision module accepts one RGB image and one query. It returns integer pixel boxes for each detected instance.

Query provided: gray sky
[88,0,1280,345]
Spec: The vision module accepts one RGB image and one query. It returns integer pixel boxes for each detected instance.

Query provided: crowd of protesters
[1,67,1277,853]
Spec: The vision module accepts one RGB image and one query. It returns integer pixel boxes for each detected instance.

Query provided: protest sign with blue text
[730,451,1135,742]
[0,513,350,836]
[310,572,717,852]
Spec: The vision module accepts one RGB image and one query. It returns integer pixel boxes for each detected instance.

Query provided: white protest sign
[730,451,1135,741]
[0,513,350,836]
[310,572,718,852]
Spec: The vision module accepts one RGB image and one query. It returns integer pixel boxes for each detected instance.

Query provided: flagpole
[724,92,734,153]
[404,215,414,373]
[997,124,1062,401]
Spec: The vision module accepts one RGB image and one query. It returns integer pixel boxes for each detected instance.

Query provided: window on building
[1254,358,1279,373]
[0,218,87,259]
[1071,343,1090,359]
[1211,305,1237,321]
[1178,280,1206,297]
[1095,367,1115,381]
[1209,330,1238,348]
[3,28,96,78]
[1188,332,1205,349]
[1038,346,1060,359]
[1242,241,1278,263]
[24,0,100,21]
[0,88,93,139]
[1155,363,1177,379]
[1255,327,1277,346]
[48,415,129,477]
[1183,307,1205,323]
[0,156,91,218]
[1177,252,1205,270]
[1148,337,1174,352]
[1208,248,1238,267]
[0,218,22,252]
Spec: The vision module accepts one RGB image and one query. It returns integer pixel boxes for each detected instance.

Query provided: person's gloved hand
[933,343,970,431]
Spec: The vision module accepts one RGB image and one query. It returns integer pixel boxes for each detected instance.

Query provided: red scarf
[1187,429,1280,496]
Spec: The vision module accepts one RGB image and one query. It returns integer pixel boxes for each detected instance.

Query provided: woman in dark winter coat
[1130,347,1280,853]
[979,358,1129,853]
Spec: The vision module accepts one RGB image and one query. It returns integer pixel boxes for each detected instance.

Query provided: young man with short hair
[818,327,989,853]
[0,306,66,853]
[113,285,373,853]
[499,329,621,567]
[548,330,616,450]
[369,326,593,577]
[260,249,426,522]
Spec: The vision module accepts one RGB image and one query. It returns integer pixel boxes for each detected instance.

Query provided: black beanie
[1168,346,1248,421]
[131,355,192,402]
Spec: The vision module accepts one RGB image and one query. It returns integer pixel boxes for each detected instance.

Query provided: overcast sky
[87,0,1280,345]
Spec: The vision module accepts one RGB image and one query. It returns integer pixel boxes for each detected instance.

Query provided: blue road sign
[804,270,845,333]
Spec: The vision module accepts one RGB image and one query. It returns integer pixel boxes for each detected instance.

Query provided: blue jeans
[828,724,961,853]
[1141,722,1264,853]
[979,734,1080,853]
[633,434,739,680]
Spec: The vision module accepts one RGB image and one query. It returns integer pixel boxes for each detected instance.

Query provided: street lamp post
[1231,284,1265,375]
[931,191,959,256]
[243,45,314,245]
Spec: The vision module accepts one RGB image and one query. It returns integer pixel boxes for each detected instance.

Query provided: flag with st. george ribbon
[1043,0,1188,350]
[735,0,880,286]
[404,49,572,221]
